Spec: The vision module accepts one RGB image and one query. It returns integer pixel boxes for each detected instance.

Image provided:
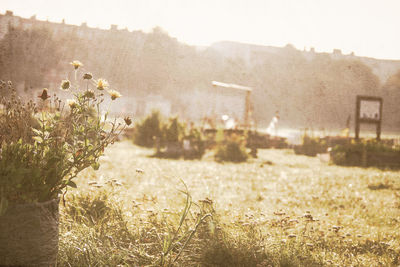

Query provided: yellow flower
[60,79,70,90]
[66,99,78,109]
[70,60,83,70]
[96,79,109,90]
[108,89,121,100]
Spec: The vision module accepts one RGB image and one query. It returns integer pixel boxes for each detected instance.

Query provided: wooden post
[377,97,383,140]
[244,90,251,128]
[355,96,361,140]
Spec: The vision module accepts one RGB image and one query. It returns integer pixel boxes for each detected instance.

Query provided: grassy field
[58,140,400,266]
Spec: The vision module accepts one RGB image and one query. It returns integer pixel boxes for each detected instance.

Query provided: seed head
[60,79,70,90]
[83,73,93,80]
[124,116,132,126]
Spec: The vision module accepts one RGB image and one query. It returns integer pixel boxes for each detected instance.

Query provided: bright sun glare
[1,0,400,59]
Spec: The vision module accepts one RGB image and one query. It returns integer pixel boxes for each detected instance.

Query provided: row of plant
[132,111,250,162]
[293,132,400,168]
[331,139,400,168]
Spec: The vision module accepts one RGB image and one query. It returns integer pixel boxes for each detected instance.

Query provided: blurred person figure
[266,111,280,136]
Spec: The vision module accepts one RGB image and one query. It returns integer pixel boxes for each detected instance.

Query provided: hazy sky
[1,0,400,60]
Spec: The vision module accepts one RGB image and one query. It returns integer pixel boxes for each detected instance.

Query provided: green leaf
[32,136,43,143]
[67,180,77,188]
[32,128,43,136]
[91,162,100,170]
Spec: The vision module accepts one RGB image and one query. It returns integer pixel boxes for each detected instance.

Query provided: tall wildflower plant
[0,62,129,215]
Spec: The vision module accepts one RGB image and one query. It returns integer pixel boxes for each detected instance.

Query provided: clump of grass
[368,181,393,190]
[58,183,328,266]
[156,181,212,266]
[59,189,144,266]
[58,182,215,266]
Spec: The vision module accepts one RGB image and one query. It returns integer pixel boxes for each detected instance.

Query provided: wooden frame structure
[355,95,383,140]
[211,81,253,128]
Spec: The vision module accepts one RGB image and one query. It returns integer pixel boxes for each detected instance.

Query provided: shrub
[183,127,206,159]
[133,110,162,148]
[215,131,248,163]
[163,116,185,143]
[141,115,206,160]
[149,116,185,158]
[294,134,328,157]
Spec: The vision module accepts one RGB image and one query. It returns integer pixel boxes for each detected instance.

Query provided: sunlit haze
[1,0,400,60]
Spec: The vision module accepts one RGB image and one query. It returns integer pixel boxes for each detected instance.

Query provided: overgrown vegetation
[134,112,205,159]
[293,133,328,157]
[0,64,126,214]
[133,110,163,148]
[215,141,248,163]
[331,139,400,168]
[214,130,248,162]
[158,116,186,159]
[58,141,400,266]
[59,182,325,266]
[183,127,206,160]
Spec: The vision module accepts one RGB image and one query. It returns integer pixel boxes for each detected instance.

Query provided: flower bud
[60,79,70,90]
[83,73,93,80]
